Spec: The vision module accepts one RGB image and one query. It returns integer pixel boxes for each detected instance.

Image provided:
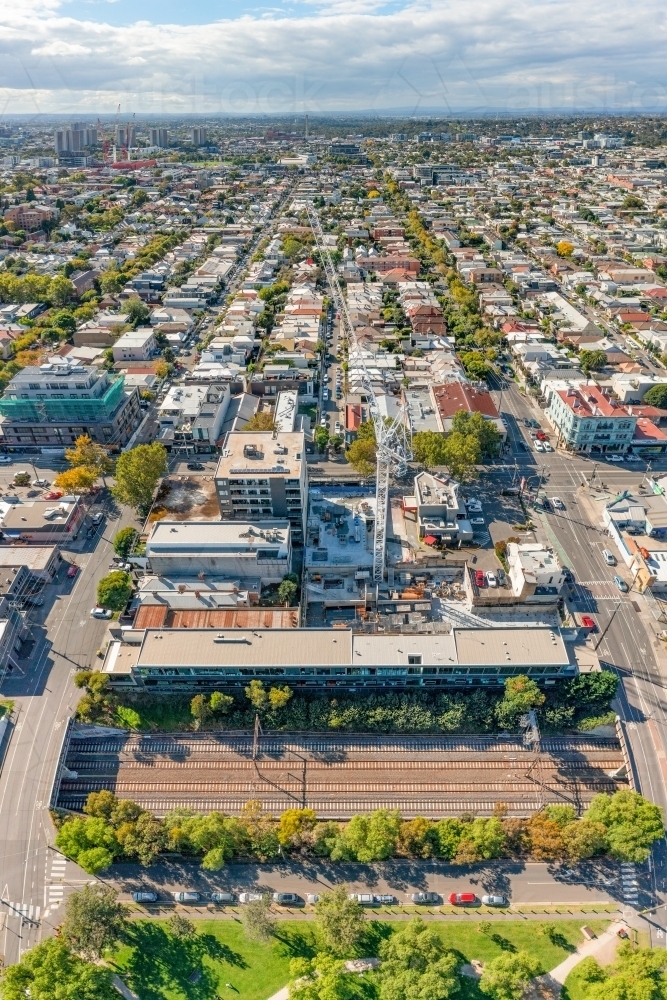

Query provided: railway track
[57,730,626,819]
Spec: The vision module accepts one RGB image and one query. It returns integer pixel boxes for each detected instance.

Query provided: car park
[614,575,629,592]
[481,894,507,906]
[273,892,300,905]
[91,607,113,619]
[475,570,486,587]
[603,549,616,566]
[410,892,440,904]
[238,892,263,903]
[348,893,375,905]
[581,615,597,631]
[210,892,235,903]
[486,571,497,587]
[132,891,158,902]
[449,892,476,905]
[551,497,565,509]
[172,891,200,903]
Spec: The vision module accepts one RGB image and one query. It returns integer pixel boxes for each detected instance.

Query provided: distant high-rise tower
[54,124,97,155]
[150,127,169,148]
[191,127,207,147]
[115,125,136,148]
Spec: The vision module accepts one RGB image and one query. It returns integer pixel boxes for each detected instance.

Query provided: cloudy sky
[1,0,667,115]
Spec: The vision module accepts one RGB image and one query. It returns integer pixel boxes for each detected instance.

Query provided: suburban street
[0,488,139,966]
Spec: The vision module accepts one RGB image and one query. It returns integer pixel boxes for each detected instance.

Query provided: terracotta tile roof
[433,382,500,419]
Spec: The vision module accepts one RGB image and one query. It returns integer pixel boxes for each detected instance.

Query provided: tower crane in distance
[306,203,412,583]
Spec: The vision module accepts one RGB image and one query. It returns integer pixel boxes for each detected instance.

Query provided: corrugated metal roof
[138,628,351,668]
[455,627,567,666]
[134,606,298,630]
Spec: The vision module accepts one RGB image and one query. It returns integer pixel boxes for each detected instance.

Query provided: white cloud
[1,0,667,113]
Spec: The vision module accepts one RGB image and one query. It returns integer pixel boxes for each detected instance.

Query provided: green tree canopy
[60,884,128,960]
[442,431,481,482]
[643,384,667,409]
[112,442,167,512]
[378,917,460,1000]
[55,816,120,874]
[479,951,541,1000]
[66,434,114,476]
[96,570,132,611]
[314,885,366,957]
[495,674,546,730]
[413,430,448,468]
[240,894,275,942]
[585,790,664,862]
[579,349,608,373]
[0,938,118,1000]
[113,527,139,558]
[122,296,150,327]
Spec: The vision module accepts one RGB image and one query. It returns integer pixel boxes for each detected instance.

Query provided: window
[407,654,422,665]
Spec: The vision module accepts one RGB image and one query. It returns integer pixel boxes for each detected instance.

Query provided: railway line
[56,730,627,819]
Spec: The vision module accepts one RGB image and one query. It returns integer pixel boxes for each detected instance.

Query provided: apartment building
[546,385,637,453]
[215,431,308,542]
[4,203,56,232]
[0,359,141,452]
[157,383,230,453]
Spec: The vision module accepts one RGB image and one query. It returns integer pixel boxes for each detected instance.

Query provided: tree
[113,442,167,512]
[54,466,98,493]
[526,813,566,861]
[191,693,212,728]
[278,807,317,848]
[314,885,365,957]
[243,411,278,431]
[240,894,275,942]
[13,471,30,486]
[66,434,114,477]
[562,819,608,861]
[122,296,150,327]
[278,578,298,605]
[622,194,646,211]
[268,684,293,709]
[583,945,667,1000]
[346,437,376,476]
[210,690,234,714]
[378,917,460,1000]
[452,410,501,458]
[155,359,172,380]
[580,349,608,373]
[49,275,76,306]
[96,571,132,611]
[398,816,437,858]
[61,884,127,960]
[585,790,664,863]
[113,527,139,559]
[314,425,330,452]
[166,914,195,938]
[342,808,401,862]
[556,241,574,258]
[55,817,120,874]
[495,675,546,730]
[412,430,448,468]
[115,810,167,865]
[643,384,667,409]
[289,954,359,1000]
[479,952,540,1000]
[0,938,118,1000]
[245,679,268,711]
[442,431,481,482]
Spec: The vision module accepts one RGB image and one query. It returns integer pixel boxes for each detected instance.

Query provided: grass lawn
[112,917,610,1000]
[0,699,13,719]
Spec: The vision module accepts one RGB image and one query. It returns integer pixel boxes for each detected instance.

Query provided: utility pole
[521,709,543,810]
[252,712,262,761]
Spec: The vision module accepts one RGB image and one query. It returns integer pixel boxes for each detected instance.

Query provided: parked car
[272,892,300,905]
[602,549,616,566]
[625,454,641,462]
[132,891,158,902]
[67,564,79,578]
[543,442,554,452]
[43,491,63,500]
[348,893,375,905]
[481,894,507,906]
[374,894,396,905]
[23,595,44,607]
[305,893,320,904]
[210,892,235,903]
[465,498,481,508]
[322,389,329,400]
[448,892,476,905]
[238,892,263,904]
[187,462,205,471]
[32,478,49,487]
[614,575,629,592]
[535,431,547,441]
[497,569,506,587]
[410,892,440,904]
[0,455,11,464]
[551,497,565,509]
[580,615,597,631]
[486,571,497,587]
[475,569,486,588]
[608,453,625,461]
[91,607,113,619]
[91,512,104,525]
[470,517,485,525]
[534,441,545,452]
[172,891,200,903]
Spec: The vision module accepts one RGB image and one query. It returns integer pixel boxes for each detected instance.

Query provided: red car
[475,570,486,588]
[449,892,476,905]
[581,615,596,631]
[43,490,63,500]
[536,430,548,441]
[67,564,79,578]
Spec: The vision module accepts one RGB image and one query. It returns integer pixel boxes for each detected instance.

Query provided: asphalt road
[0,491,139,966]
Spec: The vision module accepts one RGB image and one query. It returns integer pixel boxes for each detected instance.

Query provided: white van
[602,549,616,566]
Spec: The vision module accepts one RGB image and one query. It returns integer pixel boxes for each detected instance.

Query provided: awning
[423,535,438,545]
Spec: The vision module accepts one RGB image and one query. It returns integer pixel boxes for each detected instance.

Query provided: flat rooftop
[454,627,568,666]
[306,493,375,569]
[146,519,290,554]
[216,431,305,479]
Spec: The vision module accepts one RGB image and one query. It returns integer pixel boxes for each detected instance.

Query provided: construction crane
[306,203,412,583]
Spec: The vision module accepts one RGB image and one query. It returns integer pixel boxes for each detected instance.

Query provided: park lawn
[111,917,610,1000]
[112,918,318,1000]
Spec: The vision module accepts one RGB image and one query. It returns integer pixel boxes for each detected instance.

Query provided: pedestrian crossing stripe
[1,902,40,920]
